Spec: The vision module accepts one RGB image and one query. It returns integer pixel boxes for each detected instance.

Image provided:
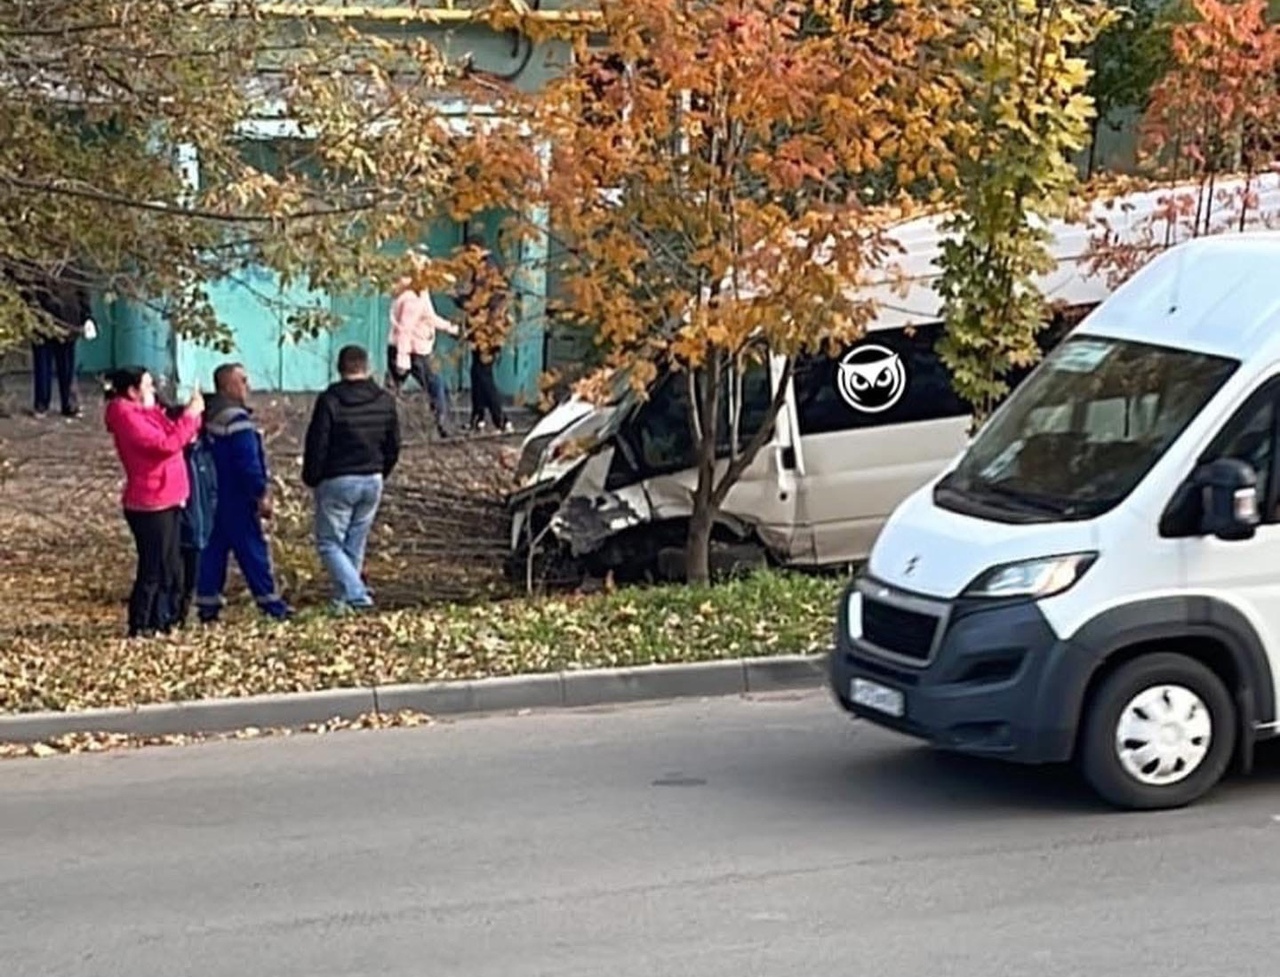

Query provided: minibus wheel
[1080,652,1236,811]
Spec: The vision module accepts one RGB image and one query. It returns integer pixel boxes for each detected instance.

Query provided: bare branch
[0,172,377,224]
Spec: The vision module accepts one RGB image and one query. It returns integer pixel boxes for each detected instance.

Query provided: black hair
[104,367,147,401]
[213,362,244,393]
[337,344,369,377]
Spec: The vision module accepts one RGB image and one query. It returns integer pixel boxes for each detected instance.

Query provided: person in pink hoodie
[103,367,204,637]
[387,262,459,438]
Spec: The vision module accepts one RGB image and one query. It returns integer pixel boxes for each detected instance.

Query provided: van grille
[861,598,939,663]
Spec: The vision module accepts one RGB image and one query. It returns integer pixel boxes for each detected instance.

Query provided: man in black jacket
[302,345,401,611]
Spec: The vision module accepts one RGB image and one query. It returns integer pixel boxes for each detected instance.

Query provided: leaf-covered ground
[0,386,843,717]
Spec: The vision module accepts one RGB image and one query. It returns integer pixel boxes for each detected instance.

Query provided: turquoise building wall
[76,14,569,402]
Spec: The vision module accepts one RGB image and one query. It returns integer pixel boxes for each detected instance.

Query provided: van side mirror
[1194,458,1260,541]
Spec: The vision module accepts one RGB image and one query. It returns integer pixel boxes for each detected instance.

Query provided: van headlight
[516,434,555,482]
[962,552,1097,600]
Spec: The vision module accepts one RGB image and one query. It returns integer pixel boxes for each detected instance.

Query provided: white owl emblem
[836,343,908,413]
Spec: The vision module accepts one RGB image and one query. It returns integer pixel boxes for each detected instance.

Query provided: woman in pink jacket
[387,266,459,438]
[103,368,204,637]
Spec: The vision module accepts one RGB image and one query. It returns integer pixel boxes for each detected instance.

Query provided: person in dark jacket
[458,233,513,434]
[195,363,291,623]
[164,399,218,627]
[26,268,94,418]
[302,344,401,611]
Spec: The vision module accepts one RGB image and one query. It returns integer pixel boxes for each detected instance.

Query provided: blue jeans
[314,474,384,607]
[388,346,451,436]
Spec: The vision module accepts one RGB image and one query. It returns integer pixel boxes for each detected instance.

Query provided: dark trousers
[175,546,200,627]
[387,345,451,435]
[31,338,78,415]
[469,355,506,428]
[195,512,288,621]
[124,508,182,637]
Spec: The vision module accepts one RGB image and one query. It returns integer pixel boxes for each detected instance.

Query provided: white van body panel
[527,397,594,442]
[796,417,971,565]
[1077,234,1280,361]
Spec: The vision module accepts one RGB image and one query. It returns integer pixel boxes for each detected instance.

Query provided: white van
[832,232,1280,810]
[510,175,1280,584]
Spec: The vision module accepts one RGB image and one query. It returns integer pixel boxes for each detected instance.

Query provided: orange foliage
[535,0,966,383]
[456,243,513,363]
[1089,0,1280,288]
[1142,0,1280,179]
[504,0,969,579]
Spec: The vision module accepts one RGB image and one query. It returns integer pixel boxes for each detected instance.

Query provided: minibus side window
[791,312,1083,437]
[1026,403,1071,435]
[793,321,967,436]
[612,356,773,482]
[634,371,695,473]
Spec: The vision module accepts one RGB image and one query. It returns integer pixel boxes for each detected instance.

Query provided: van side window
[792,322,967,436]
[617,356,772,480]
[1207,398,1276,517]
[1161,387,1280,536]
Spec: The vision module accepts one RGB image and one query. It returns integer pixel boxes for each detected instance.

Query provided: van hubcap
[1115,684,1212,786]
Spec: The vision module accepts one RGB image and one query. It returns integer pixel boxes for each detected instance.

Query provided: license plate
[851,678,905,718]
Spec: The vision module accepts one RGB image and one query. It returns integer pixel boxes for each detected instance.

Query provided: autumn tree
[0,0,535,352]
[530,0,967,584]
[1084,0,1175,176]
[935,0,1109,419]
[1088,0,1280,288]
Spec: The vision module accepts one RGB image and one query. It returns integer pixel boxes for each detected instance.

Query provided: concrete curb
[0,653,828,745]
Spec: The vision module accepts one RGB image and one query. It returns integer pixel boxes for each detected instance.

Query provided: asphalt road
[5,690,1280,977]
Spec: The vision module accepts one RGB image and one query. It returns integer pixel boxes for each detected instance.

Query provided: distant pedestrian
[303,345,401,612]
[387,256,459,438]
[26,269,95,419]
[458,232,514,434]
[195,363,291,623]
[103,368,203,637]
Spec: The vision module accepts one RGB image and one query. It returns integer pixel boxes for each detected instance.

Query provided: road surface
[4,690,1280,977]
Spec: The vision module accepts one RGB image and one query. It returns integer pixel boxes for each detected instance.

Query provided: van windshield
[935,336,1239,522]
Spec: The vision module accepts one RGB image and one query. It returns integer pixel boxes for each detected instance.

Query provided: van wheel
[1080,653,1235,811]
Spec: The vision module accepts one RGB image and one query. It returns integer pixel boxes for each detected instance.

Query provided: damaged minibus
[507,175,1280,585]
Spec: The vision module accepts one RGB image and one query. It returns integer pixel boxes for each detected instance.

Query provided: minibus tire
[1080,653,1236,811]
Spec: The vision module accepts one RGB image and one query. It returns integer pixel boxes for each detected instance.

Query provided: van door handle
[773,444,794,500]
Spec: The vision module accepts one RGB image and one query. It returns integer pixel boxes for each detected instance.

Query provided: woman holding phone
[103,368,204,637]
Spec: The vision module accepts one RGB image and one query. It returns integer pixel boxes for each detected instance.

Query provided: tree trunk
[684,359,721,586]
[685,500,714,586]
[1086,111,1101,178]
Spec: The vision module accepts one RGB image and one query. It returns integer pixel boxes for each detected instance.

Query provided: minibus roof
[1076,232,1280,362]
[856,172,1280,334]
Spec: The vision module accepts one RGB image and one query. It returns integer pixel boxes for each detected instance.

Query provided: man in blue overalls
[195,363,291,623]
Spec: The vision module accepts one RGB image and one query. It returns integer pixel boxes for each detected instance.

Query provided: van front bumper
[830,577,1094,765]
